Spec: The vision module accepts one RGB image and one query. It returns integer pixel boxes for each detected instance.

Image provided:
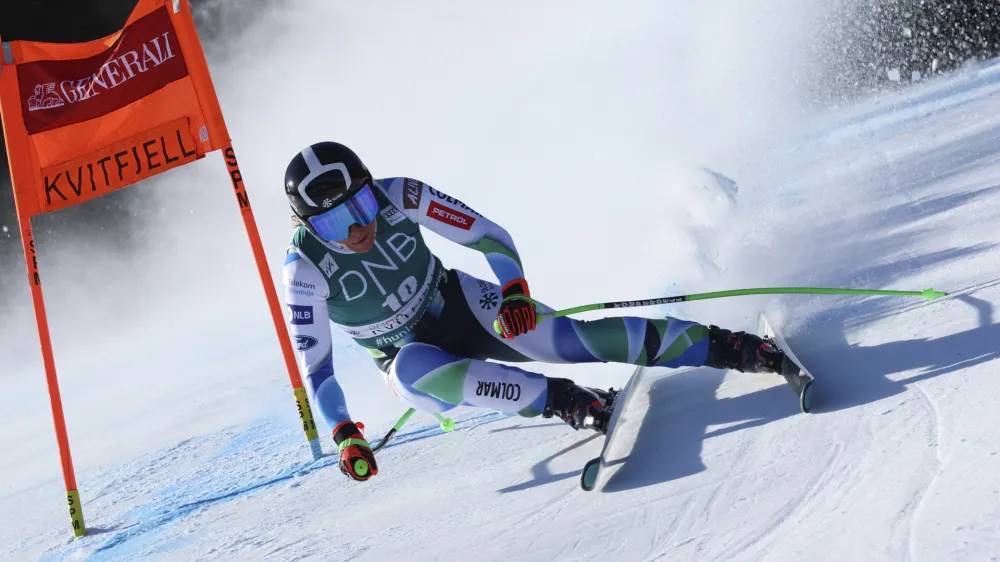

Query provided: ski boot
[703,325,799,376]
[543,377,612,432]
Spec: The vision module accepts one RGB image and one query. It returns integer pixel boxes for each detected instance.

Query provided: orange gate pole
[15,220,87,537]
[0,0,324,540]
[168,0,323,458]
[1,39,87,533]
[221,143,322,459]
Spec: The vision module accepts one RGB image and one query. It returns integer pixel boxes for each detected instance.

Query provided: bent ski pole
[493,286,948,334]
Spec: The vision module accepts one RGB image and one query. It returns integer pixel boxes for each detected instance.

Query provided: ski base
[580,313,815,491]
[757,313,815,414]
[580,367,647,491]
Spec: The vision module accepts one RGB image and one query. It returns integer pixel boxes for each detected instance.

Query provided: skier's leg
[387,342,548,416]
[449,270,709,367]
[544,315,711,368]
[386,341,605,428]
[450,270,781,373]
[515,307,783,373]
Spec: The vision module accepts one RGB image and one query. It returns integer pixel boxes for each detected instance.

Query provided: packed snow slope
[3,1,1000,560]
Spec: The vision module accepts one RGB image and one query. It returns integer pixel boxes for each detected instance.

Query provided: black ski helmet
[284,141,372,224]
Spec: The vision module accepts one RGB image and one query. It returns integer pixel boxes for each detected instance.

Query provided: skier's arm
[282,250,351,429]
[378,177,525,287]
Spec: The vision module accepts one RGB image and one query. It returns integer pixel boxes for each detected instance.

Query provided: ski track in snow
[722,443,844,561]
[906,382,944,562]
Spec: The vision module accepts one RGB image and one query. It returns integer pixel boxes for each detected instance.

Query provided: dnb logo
[294,335,318,351]
[288,304,314,325]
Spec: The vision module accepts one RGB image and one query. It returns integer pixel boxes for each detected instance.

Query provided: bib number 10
[381,276,419,312]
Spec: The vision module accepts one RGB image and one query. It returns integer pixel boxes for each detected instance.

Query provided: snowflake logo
[479,293,499,310]
[322,198,334,208]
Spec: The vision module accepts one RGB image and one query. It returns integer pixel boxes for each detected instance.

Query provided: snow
[3,1,1000,560]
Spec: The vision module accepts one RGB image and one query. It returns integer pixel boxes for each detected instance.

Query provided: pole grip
[492,294,548,335]
[492,314,546,335]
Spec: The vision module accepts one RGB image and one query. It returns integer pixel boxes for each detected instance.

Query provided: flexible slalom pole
[17,222,86,537]
[493,286,948,333]
[220,144,321,459]
[169,0,323,460]
[3,79,86,535]
[372,409,455,452]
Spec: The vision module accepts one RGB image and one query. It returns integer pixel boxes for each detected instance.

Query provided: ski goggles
[307,183,380,242]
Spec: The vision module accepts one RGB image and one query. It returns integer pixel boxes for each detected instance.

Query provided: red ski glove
[334,421,378,481]
[497,278,537,339]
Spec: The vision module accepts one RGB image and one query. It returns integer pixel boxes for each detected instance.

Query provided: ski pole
[372,408,415,452]
[493,286,948,334]
[433,412,456,432]
[371,408,455,452]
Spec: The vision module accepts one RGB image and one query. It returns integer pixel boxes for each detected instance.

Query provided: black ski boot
[543,377,610,432]
[704,325,796,376]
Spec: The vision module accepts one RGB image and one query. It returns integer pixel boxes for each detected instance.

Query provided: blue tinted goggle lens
[307,184,380,241]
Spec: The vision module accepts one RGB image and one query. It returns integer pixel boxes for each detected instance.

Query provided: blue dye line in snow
[792,59,1000,151]
[763,62,1000,212]
[844,59,1000,127]
[43,411,509,562]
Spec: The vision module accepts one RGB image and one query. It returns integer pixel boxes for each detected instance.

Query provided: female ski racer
[282,141,789,481]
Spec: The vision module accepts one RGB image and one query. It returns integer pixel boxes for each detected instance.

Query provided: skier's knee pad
[388,342,462,413]
[391,342,460,386]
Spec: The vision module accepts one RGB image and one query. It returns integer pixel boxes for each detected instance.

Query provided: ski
[757,313,815,414]
[579,367,648,491]
[579,314,814,491]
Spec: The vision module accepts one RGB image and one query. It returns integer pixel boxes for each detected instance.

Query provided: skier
[282,141,791,481]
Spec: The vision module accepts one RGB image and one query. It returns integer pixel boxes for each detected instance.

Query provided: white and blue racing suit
[283,178,710,429]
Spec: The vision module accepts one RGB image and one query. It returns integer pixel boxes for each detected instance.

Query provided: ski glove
[334,421,378,482]
[497,278,537,339]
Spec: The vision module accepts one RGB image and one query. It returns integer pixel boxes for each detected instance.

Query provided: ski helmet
[284,141,378,241]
